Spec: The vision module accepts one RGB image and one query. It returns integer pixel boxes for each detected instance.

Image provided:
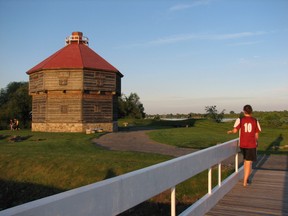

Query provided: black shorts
[240,148,257,161]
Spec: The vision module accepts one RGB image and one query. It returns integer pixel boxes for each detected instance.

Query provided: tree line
[0,82,287,130]
[118,92,146,119]
[0,82,146,130]
[204,105,288,128]
[0,82,32,129]
[148,106,288,129]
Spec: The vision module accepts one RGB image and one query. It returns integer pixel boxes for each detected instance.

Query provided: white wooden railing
[0,138,243,216]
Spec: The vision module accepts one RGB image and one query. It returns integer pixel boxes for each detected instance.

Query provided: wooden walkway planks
[206,155,288,216]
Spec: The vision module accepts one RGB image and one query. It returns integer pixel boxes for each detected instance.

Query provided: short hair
[243,104,253,114]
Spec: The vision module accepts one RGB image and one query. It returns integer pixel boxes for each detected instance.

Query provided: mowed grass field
[0,130,171,210]
[0,119,287,212]
[147,119,288,153]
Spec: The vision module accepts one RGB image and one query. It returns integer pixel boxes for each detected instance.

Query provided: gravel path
[93,129,197,157]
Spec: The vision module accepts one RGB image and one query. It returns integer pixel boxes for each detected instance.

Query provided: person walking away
[227,105,261,187]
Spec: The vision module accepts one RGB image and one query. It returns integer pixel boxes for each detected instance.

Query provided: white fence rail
[1,138,243,216]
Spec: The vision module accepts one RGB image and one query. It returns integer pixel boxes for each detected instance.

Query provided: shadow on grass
[8,135,33,142]
[258,134,286,156]
[104,169,117,179]
[118,201,190,216]
[267,134,284,152]
[252,134,287,180]
[0,179,64,211]
[0,177,192,215]
[118,118,197,132]
[0,135,9,140]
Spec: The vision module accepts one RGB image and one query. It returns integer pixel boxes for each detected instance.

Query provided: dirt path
[93,130,197,157]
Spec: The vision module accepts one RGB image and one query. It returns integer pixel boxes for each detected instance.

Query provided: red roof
[26,43,122,76]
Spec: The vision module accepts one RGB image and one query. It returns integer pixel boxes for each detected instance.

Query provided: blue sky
[0,0,287,114]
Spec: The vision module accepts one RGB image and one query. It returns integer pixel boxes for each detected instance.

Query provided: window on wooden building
[61,105,68,114]
[59,79,68,86]
[94,105,101,113]
[94,72,104,87]
[96,79,104,86]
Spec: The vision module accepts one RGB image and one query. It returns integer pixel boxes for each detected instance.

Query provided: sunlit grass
[0,118,287,211]
[0,130,171,209]
[147,119,288,153]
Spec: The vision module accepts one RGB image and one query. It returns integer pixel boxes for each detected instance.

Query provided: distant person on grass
[13,118,20,130]
[10,119,14,130]
[227,105,261,187]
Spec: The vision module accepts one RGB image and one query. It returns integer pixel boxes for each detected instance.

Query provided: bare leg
[243,160,252,186]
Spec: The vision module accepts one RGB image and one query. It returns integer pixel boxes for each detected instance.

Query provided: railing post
[218,163,222,186]
[171,186,176,216]
[235,153,239,172]
[208,167,212,194]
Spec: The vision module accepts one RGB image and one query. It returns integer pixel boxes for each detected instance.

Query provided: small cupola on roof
[27,32,123,133]
[65,31,89,45]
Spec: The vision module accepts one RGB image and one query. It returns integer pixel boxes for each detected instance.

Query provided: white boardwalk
[206,155,288,216]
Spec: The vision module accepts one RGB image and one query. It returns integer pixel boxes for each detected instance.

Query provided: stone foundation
[31,122,118,133]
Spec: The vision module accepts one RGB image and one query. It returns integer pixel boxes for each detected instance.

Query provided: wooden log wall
[29,70,84,93]
[83,94,113,123]
[112,95,118,121]
[29,72,44,93]
[46,92,82,123]
[28,68,121,132]
[116,75,121,95]
[32,94,47,123]
[44,70,83,91]
[29,70,121,94]
[83,71,120,94]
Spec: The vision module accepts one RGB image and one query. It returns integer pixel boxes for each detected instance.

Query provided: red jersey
[234,116,261,148]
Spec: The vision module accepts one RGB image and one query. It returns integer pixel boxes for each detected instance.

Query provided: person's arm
[255,119,260,146]
[227,118,240,134]
[227,128,238,134]
[255,132,259,146]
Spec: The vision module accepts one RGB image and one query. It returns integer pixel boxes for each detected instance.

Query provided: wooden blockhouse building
[27,32,123,132]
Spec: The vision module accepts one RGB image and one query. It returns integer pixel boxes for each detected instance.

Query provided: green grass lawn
[147,119,234,149]
[0,130,171,210]
[147,119,288,153]
[0,119,287,212]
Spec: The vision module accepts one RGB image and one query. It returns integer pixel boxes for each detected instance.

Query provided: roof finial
[65,32,89,45]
